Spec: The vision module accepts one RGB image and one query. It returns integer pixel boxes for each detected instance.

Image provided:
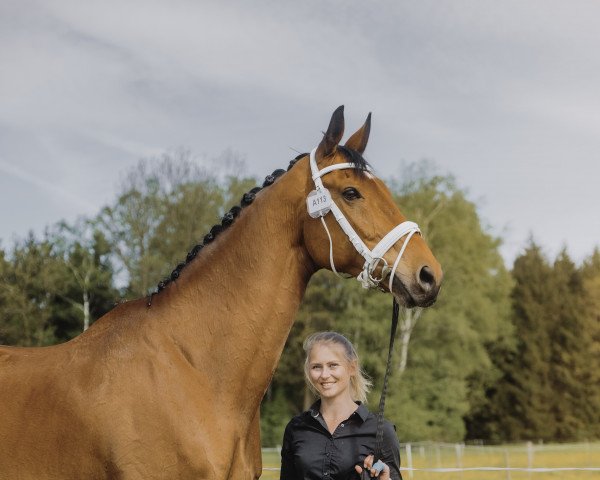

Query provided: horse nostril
[418,265,436,292]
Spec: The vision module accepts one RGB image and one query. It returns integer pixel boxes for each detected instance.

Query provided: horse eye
[342,187,362,201]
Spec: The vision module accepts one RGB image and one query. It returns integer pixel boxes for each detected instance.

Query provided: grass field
[260,442,600,479]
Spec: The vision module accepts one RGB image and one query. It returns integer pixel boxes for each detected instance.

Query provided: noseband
[307,148,421,291]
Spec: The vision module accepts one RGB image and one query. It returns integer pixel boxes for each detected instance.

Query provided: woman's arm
[354,422,402,480]
[381,422,402,480]
[280,423,300,480]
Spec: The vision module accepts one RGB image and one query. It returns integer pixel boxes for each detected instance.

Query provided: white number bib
[306,189,332,218]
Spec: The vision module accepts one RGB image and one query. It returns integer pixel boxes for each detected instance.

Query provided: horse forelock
[296,146,370,174]
[336,145,371,174]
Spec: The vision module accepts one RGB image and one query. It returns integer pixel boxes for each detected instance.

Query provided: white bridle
[306,147,421,291]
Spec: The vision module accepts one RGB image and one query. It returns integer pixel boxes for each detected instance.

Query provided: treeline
[1,152,598,445]
[466,244,600,442]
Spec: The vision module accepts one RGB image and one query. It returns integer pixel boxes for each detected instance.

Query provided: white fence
[396,441,600,478]
[262,441,600,477]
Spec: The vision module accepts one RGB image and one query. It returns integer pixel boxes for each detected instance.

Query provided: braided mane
[148,148,370,304]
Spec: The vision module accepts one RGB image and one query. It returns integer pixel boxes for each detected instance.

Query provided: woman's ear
[349,359,358,377]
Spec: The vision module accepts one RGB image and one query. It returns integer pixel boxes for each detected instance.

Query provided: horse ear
[316,105,345,159]
[344,112,371,154]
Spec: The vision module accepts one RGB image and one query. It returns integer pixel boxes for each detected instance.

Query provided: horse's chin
[390,277,417,308]
[393,293,416,309]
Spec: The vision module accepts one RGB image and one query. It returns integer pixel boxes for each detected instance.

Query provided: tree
[0,235,58,346]
[0,224,118,346]
[580,249,600,438]
[386,167,513,442]
[550,249,600,440]
[97,149,253,297]
[481,245,600,442]
[496,241,558,441]
[47,219,118,335]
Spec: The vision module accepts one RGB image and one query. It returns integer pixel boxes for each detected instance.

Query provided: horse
[0,106,442,479]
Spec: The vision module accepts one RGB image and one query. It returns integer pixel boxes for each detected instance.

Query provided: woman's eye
[342,187,361,201]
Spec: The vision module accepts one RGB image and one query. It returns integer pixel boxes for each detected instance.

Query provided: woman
[280,332,402,479]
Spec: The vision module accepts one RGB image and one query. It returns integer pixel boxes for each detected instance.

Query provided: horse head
[302,106,442,308]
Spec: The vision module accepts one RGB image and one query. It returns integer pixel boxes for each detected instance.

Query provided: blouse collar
[307,399,370,423]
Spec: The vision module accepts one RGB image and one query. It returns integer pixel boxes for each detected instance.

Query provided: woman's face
[308,342,356,401]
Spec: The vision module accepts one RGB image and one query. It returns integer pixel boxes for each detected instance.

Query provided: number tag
[306,189,332,218]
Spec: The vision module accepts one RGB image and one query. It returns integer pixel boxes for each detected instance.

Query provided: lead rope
[362,298,400,479]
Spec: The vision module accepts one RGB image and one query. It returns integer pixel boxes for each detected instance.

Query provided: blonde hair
[303,331,372,404]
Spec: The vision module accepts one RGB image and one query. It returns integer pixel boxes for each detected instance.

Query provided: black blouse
[280,401,402,480]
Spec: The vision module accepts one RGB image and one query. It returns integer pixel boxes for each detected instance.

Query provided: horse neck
[146,161,315,411]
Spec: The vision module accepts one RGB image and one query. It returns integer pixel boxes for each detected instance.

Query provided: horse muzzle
[390,263,443,308]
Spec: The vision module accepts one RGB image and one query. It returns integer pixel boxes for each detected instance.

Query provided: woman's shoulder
[381,418,400,447]
[286,412,307,427]
[356,403,393,424]
[382,418,398,434]
[359,406,398,436]
[284,403,320,430]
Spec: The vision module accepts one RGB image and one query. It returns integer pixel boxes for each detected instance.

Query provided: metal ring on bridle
[368,257,389,285]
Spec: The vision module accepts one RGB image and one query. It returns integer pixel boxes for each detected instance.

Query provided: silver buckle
[368,257,389,285]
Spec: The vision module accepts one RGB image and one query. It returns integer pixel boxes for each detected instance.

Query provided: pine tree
[549,250,593,439]
[490,242,557,441]
[578,249,600,438]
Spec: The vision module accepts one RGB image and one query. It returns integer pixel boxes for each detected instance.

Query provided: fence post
[527,441,533,479]
[405,443,413,479]
[455,443,463,469]
[504,449,511,480]
[455,444,464,480]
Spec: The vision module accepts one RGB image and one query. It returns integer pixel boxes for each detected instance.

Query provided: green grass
[261,442,600,479]
[261,450,280,480]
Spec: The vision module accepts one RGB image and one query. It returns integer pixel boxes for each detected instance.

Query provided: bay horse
[0,107,442,479]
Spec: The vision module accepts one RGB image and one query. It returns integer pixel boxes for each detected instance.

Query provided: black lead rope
[361,298,400,479]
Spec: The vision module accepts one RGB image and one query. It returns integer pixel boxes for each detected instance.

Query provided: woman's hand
[354,454,391,479]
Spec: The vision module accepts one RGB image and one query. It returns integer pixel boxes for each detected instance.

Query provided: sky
[1,0,600,266]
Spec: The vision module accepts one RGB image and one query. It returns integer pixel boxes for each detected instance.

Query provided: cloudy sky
[2,0,599,265]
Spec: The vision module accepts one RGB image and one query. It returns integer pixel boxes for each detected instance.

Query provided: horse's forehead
[350,170,377,183]
[364,171,375,181]
[337,166,376,181]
